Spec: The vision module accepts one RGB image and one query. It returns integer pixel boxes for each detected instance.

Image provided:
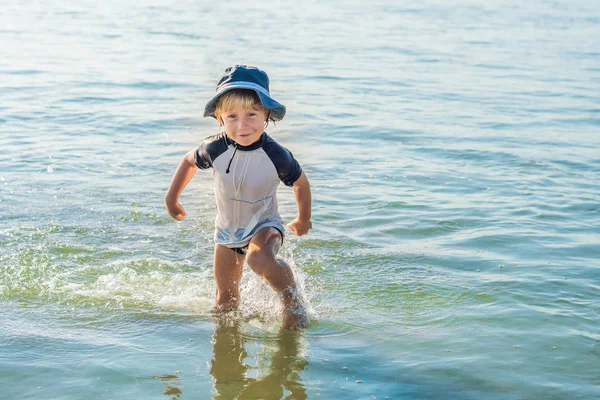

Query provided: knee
[245,249,272,277]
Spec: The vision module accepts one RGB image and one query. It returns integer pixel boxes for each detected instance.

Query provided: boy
[165,65,311,329]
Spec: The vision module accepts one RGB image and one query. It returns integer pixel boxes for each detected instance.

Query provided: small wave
[0,69,45,75]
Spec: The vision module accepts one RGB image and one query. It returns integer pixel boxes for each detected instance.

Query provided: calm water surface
[1,1,599,399]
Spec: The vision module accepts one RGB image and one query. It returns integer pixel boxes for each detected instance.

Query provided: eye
[248,112,257,117]
[226,114,237,119]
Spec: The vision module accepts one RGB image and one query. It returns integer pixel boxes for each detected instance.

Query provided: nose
[237,117,248,130]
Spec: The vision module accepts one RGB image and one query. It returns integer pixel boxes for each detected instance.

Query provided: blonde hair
[214,89,272,126]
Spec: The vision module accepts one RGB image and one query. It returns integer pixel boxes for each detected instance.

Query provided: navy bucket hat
[203,65,286,121]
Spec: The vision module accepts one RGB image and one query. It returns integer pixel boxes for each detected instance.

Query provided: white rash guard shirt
[194,132,302,248]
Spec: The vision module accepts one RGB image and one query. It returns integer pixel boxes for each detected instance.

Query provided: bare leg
[213,244,245,312]
[245,227,308,330]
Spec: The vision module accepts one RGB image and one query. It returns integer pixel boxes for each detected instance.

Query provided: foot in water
[283,306,308,330]
[282,299,308,330]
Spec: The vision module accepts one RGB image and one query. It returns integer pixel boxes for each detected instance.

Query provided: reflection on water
[211,316,308,400]
[151,374,182,400]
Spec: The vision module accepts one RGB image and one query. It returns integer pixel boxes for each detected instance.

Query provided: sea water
[1,0,599,399]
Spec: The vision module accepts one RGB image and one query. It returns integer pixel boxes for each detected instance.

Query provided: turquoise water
[1,0,599,399]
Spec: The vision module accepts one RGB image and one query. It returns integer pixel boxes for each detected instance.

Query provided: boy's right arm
[165,150,198,221]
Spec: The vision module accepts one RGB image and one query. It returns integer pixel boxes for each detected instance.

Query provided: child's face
[220,103,268,146]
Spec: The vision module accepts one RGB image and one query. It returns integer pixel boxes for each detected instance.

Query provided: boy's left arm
[287,171,312,236]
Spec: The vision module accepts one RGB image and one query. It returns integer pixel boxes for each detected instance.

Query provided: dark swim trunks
[231,245,249,255]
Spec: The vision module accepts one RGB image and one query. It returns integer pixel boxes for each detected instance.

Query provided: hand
[166,201,187,221]
[287,217,312,236]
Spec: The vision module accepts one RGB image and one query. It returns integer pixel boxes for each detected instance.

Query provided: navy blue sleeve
[262,136,303,187]
[194,133,229,170]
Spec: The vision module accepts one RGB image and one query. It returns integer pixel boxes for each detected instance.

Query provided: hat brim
[203,82,286,121]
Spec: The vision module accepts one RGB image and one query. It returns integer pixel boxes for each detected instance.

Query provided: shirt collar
[225,132,266,150]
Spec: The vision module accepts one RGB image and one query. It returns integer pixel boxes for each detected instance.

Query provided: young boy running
[165,65,311,329]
